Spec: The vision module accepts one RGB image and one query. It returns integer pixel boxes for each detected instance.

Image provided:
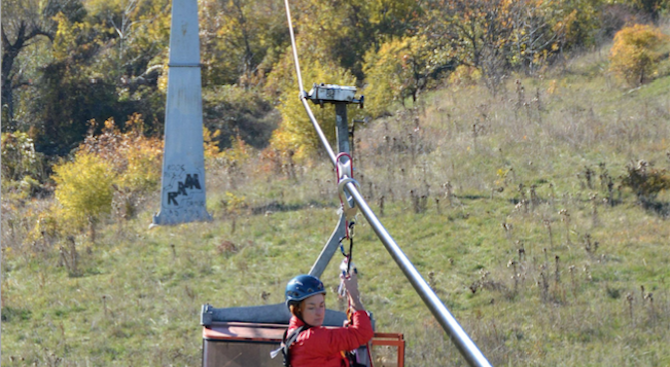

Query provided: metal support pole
[309,103,350,278]
[309,212,346,278]
[336,104,350,154]
[345,182,493,367]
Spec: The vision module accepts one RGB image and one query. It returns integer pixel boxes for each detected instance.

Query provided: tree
[609,23,669,86]
[627,0,670,20]
[363,35,452,117]
[424,0,514,93]
[199,0,287,87]
[367,0,422,37]
[1,0,85,127]
[556,0,602,49]
[284,0,408,80]
[53,151,117,241]
[507,0,566,74]
[1,131,46,184]
[76,0,171,132]
[28,12,118,155]
[24,0,171,155]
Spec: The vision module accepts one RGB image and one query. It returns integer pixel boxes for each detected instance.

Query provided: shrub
[53,151,117,240]
[204,127,223,161]
[220,134,251,165]
[1,131,46,184]
[80,116,163,194]
[363,36,448,117]
[448,65,482,88]
[621,160,670,199]
[25,204,62,250]
[208,133,251,189]
[609,24,669,86]
[75,116,163,220]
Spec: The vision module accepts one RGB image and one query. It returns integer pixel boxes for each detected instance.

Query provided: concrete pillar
[152,0,212,225]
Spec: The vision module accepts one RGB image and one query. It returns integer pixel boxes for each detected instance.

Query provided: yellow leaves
[157,64,168,93]
[117,139,162,192]
[547,79,558,95]
[609,24,669,87]
[448,65,481,87]
[367,0,420,26]
[52,13,80,60]
[25,207,61,245]
[364,35,438,115]
[221,134,251,164]
[561,9,578,35]
[494,167,511,186]
[104,118,116,132]
[270,57,355,161]
[53,151,117,228]
[223,191,247,214]
[210,131,252,169]
[203,127,222,160]
[362,38,407,116]
[80,115,163,194]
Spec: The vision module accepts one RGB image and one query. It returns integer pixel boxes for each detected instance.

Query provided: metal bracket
[338,177,360,221]
[336,152,359,220]
[306,83,364,108]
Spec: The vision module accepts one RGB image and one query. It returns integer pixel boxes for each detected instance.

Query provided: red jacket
[287,310,374,367]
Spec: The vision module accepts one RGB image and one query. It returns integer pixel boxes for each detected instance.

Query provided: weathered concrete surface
[153,0,212,225]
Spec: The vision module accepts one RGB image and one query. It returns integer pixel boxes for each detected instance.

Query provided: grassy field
[3,46,670,366]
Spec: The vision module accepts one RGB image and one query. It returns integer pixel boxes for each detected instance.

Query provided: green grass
[3,47,670,366]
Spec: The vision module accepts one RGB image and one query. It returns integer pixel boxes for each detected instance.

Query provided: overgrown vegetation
[3,0,670,366]
[4,36,670,364]
[609,23,669,86]
[4,0,670,160]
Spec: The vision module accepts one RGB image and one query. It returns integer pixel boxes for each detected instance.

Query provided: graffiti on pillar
[153,162,210,224]
[162,164,205,208]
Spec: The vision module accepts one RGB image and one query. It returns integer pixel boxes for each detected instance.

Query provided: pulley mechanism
[306,83,364,108]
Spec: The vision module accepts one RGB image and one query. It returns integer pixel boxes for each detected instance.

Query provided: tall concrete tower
[152,0,212,225]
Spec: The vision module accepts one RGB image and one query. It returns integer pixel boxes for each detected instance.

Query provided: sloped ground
[3,48,670,366]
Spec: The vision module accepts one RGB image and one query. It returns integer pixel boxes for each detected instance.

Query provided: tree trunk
[1,20,53,126]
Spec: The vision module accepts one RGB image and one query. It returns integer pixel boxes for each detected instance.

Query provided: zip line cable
[282,0,304,95]
[281,1,493,366]
[282,0,337,165]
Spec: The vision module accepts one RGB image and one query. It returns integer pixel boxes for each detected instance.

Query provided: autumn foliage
[50,115,164,238]
[269,57,358,160]
[609,24,669,86]
[3,0,670,171]
[53,151,117,238]
[78,115,163,194]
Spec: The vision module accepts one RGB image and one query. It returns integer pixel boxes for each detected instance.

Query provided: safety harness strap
[277,325,310,367]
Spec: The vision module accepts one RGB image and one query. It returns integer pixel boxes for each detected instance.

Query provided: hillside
[3,45,670,367]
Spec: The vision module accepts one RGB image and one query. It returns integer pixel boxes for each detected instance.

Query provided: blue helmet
[285,274,326,307]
